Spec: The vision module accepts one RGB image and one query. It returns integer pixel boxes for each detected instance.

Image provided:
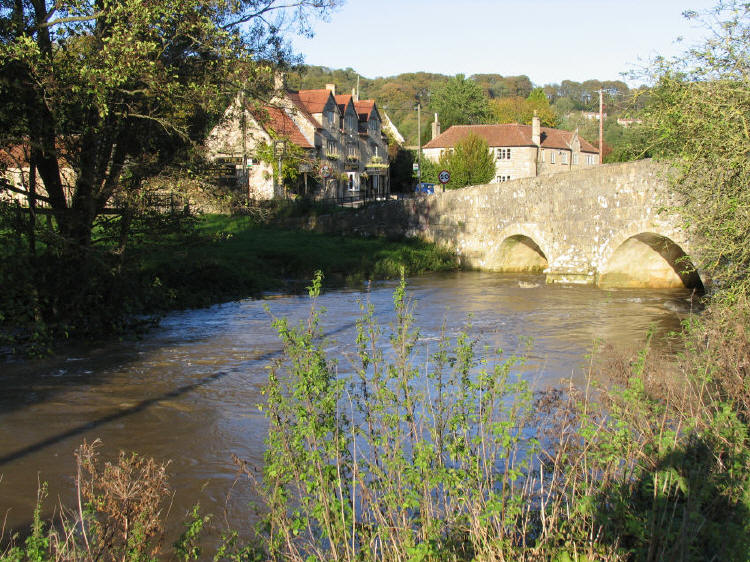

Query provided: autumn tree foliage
[489,87,558,127]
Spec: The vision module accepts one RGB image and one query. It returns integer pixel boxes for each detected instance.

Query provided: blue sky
[290,0,718,86]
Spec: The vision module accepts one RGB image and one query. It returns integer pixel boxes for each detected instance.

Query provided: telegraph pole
[598,89,604,164]
[417,103,422,187]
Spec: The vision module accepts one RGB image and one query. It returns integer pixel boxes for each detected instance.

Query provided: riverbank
[142,214,459,307]
[0,210,458,357]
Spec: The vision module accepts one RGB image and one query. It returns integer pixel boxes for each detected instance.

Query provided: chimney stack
[352,87,358,103]
[325,83,336,95]
[532,111,541,147]
[431,113,441,140]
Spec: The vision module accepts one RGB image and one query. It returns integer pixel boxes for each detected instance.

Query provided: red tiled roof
[294,89,333,114]
[334,94,353,116]
[286,92,322,129]
[423,124,598,153]
[0,141,72,168]
[354,100,375,120]
[253,106,313,149]
[0,144,29,167]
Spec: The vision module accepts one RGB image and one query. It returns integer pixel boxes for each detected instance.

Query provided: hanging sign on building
[320,163,333,178]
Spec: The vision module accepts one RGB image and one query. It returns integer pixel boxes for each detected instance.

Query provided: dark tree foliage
[430,74,491,130]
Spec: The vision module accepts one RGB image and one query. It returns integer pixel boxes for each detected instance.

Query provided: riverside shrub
[238,274,750,561]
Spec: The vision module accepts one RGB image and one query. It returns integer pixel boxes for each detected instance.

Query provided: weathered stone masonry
[292,159,705,290]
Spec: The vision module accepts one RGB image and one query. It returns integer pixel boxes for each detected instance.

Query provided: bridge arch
[486,224,551,274]
[598,229,704,291]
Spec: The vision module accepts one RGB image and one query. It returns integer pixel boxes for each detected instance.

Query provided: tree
[489,88,558,127]
[0,0,338,250]
[489,97,526,124]
[437,133,495,189]
[430,74,490,130]
[641,0,750,295]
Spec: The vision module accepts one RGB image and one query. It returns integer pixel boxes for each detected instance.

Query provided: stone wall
[292,159,704,289]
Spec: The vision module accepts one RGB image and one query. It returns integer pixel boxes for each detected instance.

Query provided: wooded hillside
[287,65,647,157]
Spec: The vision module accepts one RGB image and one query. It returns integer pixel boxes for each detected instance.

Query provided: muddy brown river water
[0,271,698,545]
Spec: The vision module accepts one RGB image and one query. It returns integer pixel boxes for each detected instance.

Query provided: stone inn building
[423,115,600,183]
[206,83,392,200]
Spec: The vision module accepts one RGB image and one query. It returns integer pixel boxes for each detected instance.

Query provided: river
[0,271,698,545]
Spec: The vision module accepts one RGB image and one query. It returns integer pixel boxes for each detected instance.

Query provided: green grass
[138,214,459,309]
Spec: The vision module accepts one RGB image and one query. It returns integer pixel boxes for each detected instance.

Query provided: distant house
[423,115,599,183]
[1,143,75,206]
[206,82,395,200]
[617,118,643,128]
[581,111,607,121]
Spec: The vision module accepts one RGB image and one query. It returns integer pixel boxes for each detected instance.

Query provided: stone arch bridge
[301,159,705,290]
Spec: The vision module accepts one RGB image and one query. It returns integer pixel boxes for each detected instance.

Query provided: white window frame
[496,147,512,160]
[561,152,568,164]
[550,151,556,164]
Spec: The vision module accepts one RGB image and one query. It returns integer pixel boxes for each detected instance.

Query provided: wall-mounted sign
[320,163,333,178]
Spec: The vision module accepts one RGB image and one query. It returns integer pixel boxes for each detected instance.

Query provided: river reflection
[0,271,696,544]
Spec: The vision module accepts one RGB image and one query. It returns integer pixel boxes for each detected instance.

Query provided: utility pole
[417,103,422,187]
[241,92,249,201]
[598,89,604,164]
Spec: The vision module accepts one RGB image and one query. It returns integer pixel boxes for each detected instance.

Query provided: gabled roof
[253,106,313,149]
[354,100,376,121]
[334,94,356,117]
[0,144,29,167]
[294,89,334,114]
[423,123,598,153]
[286,92,323,129]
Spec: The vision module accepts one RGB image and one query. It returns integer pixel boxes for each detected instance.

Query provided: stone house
[423,115,599,183]
[206,83,392,200]
[1,143,75,206]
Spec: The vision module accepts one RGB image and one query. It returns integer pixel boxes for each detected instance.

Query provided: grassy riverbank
[0,209,458,356]
[140,214,458,307]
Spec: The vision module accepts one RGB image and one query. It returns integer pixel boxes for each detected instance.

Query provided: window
[346,172,357,191]
[561,152,568,164]
[496,147,512,160]
[550,151,556,164]
[347,144,357,158]
[573,153,579,165]
[496,175,511,182]
[586,154,596,165]
[326,139,337,155]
